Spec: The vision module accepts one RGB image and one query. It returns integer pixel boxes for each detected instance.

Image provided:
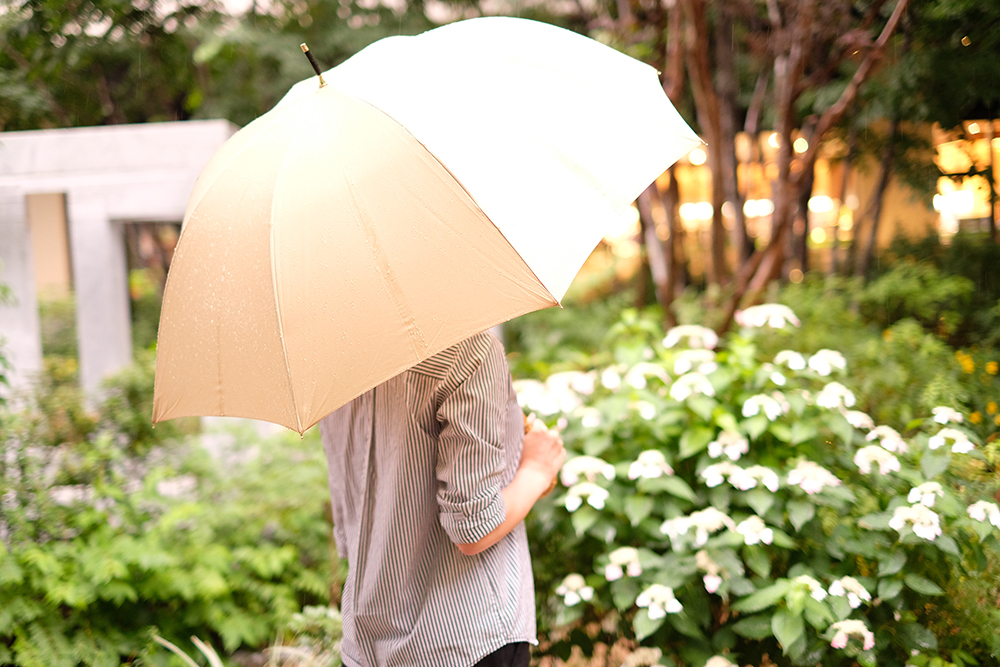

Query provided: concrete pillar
[0,186,43,399]
[66,190,132,396]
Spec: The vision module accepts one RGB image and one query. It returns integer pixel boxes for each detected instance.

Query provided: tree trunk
[638,184,672,311]
[681,0,728,286]
[830,124,858,274]
[856,117,900,277]
[796,162,815,273]
[986,115,998,243]
[715,4,750,268]
[716,0,911,333]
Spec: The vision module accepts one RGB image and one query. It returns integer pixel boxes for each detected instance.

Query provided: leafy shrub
[0,362,333,665]
[520,305,1000,666]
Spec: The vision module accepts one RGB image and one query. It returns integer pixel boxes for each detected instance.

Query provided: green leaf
[611,577,639,611]
[743,415,769,440]
[770,422,792,443]
[732,580,791,613]
[787,500,815,531]
[771,608,805,651]
[828,593,852,620]
[904,573,945,596]
[638,475,698,502]
[688,396,716,421]
[921,451,951,479]
[633,608,666,641]
[803,596,835,628]
[714,411,740,432]
[858,511,892,530]
[878,551,907,576]
[679,426,714,459]
[789,422,818,445]
[935,534,960,557]
[744,489,774,516]
[624,496,655,527]
[668,612,706,640]
[731,614,773,639]
[878,578,904,600]
[899,622,938,650]
[743,544,771,578]
[571,507,600,536]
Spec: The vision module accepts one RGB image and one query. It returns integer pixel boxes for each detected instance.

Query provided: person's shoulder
[410,331,504,380]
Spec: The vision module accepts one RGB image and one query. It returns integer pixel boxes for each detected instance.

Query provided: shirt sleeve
[435,333,513,545]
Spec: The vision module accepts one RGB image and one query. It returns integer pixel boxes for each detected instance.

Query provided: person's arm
[456,418,564,556]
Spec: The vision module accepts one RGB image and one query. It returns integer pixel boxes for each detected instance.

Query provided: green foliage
[520,305,1000,666]
[0,359,333,665]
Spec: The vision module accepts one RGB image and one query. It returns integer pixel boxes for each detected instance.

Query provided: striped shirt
[319,331,536,667]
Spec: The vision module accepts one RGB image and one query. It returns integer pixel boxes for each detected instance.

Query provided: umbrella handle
[524,413,559,497]
[300,43,327,88]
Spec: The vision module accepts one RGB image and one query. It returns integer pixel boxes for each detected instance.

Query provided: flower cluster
[735,304,800,328]
[628,450,674,479]
[968,500,1000,527]
[707,431,749,461]
[702,462,779,492]
[828,576,872,608]
[829,620,875,650]
[661,507,736,548]
[889,503,942,541]
[555,574,594,606]
[786,460,841,494]
[636,584,682,618]
[605,546,642,581]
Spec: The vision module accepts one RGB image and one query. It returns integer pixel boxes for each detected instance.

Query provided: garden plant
[518,303,1000,667]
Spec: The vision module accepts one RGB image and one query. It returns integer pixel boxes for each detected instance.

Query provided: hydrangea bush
[517,306,999,667]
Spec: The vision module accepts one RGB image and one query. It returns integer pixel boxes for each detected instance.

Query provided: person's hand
[520,414,565,497]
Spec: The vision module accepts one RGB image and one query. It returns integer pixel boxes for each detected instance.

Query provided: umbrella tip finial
[300,42,327,88]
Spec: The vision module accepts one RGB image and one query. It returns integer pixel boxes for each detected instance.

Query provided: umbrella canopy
[152,16,701,433]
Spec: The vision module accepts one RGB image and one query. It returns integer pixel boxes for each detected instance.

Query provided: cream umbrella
[152,16,700,433]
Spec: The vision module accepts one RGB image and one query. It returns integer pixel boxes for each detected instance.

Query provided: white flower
[663,325,718,350]
[605,546,642,581]
[561,456,616,487]
[513,379,558,415]
[629,450,674,480]
[601,367,622,390]
[794,575,828,601]
[744,465,780,492]
[866,425,908,453]
[674,349,718,375]
[701,461,739,488]
[632,400,657,420]
[854,445,901,475]
[808,349,847,376]
[928,428,975,454]
[556,573,594,606]
[669,372,715,401]
[907,482,943,508]
[889,504,942,541]
[774,350,807,370]
[564,482,610,512]
[547,369,596,396]
[708,431,749,461]
[828,577,872,608]
[829,620,875,651]
[636,584,683,618]
[661,507,736,547]
[844,410,875,430]
[624,362,669,390]
[742,394,785,421]
[932,406,964,424]
[787,460,841,495]
[735,304,801,329]
[577,407,602,428]
[816,382,857,410]
[705,657,735,667]
[737,516,774,545]
[967,500,1000,528]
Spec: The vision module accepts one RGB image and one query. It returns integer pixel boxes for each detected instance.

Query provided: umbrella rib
[269,146,305,434]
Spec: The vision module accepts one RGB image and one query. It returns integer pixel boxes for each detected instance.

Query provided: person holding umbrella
[150,15,699,667]
[319,330,564,666]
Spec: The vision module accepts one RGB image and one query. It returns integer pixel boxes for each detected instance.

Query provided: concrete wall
[0,120,237,398]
